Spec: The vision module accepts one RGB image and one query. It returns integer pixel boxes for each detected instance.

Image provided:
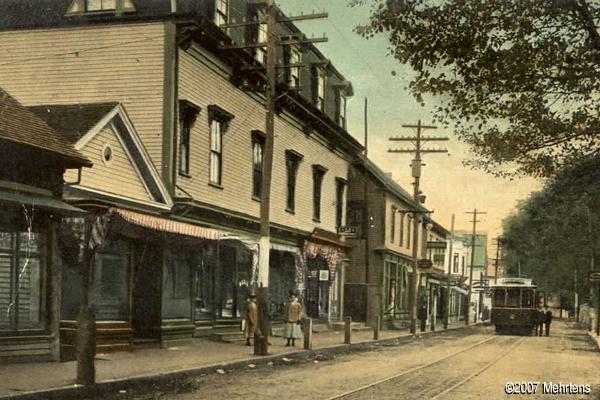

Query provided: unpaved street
[99,320,600,400]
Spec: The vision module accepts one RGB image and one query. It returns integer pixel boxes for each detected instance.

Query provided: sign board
[319,270,330,281]
[590,272,600,282]
[337,226,357,237]
[418,259,433,269]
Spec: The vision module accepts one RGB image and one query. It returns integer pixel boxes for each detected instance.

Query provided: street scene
[0,0,599,399]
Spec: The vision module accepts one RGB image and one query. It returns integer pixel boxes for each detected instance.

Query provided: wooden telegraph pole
[465,209,486,325]
[493,237,501,284]
[220,2,328,355]
[388,120,448,334]
[443,214,455,330]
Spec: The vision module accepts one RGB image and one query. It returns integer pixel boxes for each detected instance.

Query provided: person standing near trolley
[244,293,259,346]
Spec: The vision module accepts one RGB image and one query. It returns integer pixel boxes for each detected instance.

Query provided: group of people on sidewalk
[534,306,553,336]
[244,290,305,347]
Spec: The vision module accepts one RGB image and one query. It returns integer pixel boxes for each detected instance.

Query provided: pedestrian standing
[544,307,553,336]
[244,293,259,346]
[283,290,304,347]
[535,306,545,336]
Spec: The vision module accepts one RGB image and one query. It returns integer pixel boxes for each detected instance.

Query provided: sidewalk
[0,321,483,399]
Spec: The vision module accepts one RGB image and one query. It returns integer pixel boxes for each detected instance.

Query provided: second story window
[335,178,346,229]
[407,216,412,249]
[251,131,265,199]
[399,212,405,246]
[208,105,234,186]
[178,100,200,176]
[390,206,397,243]
[285,150,303,212]
[215,0,228,27]
[337,93,347,128]
[312,165,327,222]
[453,253,459,274]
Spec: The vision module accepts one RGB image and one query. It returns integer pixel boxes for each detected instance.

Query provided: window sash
[313,171,325,221]
[87,0,116,11]
[286,158,299,211]
[317,73,325,110]
[288,47,301,87]
[179,124,190,175]
[390,206,396,243]
[335,181,345,228]
[252,140,264,198]
[215,0,228,25]
[255,19,268,64]
[210,120,222,185]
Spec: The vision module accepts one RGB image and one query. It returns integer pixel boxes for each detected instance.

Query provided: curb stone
[1,322,487,400]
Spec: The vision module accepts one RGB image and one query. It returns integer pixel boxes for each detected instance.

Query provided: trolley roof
[490,277,536,288]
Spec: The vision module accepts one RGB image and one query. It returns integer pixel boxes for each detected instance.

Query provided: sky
[278,0,543,244]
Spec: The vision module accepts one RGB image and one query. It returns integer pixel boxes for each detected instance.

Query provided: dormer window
[313,68,326,111]
[67,0,135,14]
[254,11,268,64]
[287,45,301,88]
[215,0,229,27]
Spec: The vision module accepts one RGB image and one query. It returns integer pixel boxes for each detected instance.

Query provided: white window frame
[317,70,326,111]
[255,16,268,64]
[209,119,223,185]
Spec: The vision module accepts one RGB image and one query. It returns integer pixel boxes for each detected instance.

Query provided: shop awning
[111,208,220,240]
[0,188,86,215]
[451,286,469,295]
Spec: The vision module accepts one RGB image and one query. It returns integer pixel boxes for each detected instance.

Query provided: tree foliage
[500,154,600,302]
[354,0,600,177]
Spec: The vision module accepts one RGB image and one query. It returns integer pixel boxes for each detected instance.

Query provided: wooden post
[76,219,96,386]
[303,318,313,350]
[373,315,380,340]
[344,316,352,344]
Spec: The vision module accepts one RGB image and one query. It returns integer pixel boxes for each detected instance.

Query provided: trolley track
[325,334,526,400]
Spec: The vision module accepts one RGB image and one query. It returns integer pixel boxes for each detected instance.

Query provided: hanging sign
[319,270,330,281]
[589,272,600,282]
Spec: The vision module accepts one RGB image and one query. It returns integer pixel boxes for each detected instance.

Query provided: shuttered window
[215,0,228,26]
[0,230,45,332]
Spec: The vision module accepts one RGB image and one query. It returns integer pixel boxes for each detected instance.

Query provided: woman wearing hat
[283,290,304,346]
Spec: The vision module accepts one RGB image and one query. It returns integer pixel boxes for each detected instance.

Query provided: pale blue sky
[278,0,542,241]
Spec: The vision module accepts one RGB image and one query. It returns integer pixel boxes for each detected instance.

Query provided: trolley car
[490,278,538,335]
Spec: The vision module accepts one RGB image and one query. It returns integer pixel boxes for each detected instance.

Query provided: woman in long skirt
[284,291,304,346]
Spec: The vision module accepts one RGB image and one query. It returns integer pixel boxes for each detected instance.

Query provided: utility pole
[364,97,370,296]
[388,120,449,334]
[220,2,329,356]
[443,214,455,330]
[493,237,501,284]
[465,209,486,325]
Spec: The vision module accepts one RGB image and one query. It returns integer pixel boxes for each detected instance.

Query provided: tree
[354,0,600,177]
[500,154,600,301]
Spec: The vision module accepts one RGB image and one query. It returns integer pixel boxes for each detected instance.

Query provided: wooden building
[0,0,363,356]
[0,88,91,363]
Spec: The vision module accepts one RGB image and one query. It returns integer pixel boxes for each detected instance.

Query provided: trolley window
[506,288,520,308]
[521,289,534,308]
[492,289,505,307]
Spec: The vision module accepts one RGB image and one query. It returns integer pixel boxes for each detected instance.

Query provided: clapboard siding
[0,336,52,363]
[65,124,152,203]
[177,48,349,235]
[0,22,166,168]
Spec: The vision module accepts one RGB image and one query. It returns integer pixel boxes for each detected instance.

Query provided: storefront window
[0,230,46,332]
[93,238,129,320]
[163,249,192,319]
[269,251,296,318]
[194,251,213,321]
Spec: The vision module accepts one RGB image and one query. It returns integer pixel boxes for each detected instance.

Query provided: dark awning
[0,189,86,215]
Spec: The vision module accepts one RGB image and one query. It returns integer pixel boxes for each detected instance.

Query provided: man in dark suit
[544,307,553,336]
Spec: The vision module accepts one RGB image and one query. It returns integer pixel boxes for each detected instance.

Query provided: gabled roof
[28,102,118,145]
[355,156,428,213]
[0,88,90,167]
[30,102,172,208]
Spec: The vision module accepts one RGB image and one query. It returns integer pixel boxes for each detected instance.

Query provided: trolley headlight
[509,314,515,320]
